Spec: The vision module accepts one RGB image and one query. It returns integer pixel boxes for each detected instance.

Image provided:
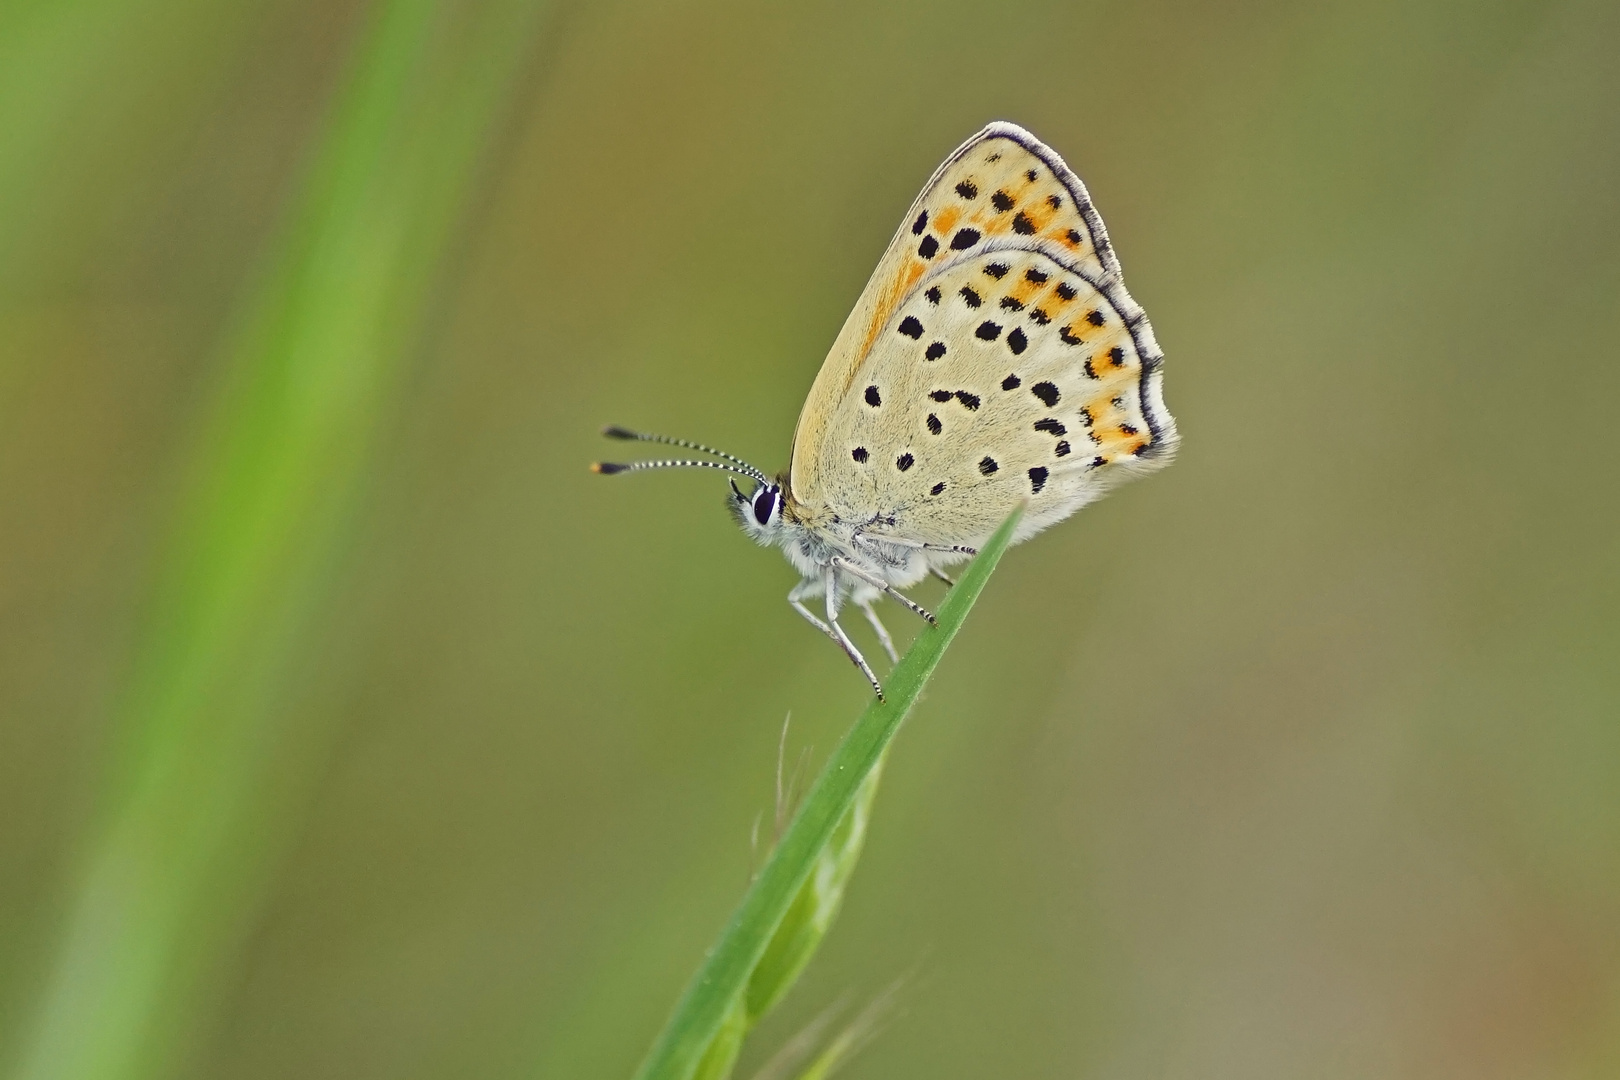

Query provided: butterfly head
[593,425,794,545]
[729,477,785,542]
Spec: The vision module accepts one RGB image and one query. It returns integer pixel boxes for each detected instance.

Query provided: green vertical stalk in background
[10,2,549,1078]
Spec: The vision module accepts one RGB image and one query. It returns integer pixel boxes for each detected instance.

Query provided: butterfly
[594,122,1177,697]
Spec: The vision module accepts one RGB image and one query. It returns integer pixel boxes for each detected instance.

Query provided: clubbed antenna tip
[601,425,639,440]
[590,461,629,474]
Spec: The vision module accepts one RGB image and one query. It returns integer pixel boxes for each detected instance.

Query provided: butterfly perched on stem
[595,122,1178,697]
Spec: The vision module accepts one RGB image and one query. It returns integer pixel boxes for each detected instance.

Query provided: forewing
[790,122,1124,502]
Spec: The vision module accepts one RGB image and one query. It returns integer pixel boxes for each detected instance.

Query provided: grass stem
[632,506,1024,1080]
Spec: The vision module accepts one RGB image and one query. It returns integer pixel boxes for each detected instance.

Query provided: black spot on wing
[1024,268,1048,283]
[929,389,952,402]
[959,286,982,308]
[1047,193,1062,209]
[1029,308,1050,325]
[955,180,978,199]
[1034,418,1066,435]
[865,385,881,407]
[1007,328,1027,354]
[978,456,999,475]
[1000,296,1024,312]
[896,452,914,472]
[924,341,946,361]
[1012,212,1036,235]
[1028,466,1048,493]
[1054,440,1071,457]
[975,321,1002,341]
[1059,326,1083,346]
[1087,309,1106,326]
[990,190,1014,212]
[926,413,942,434]
[912,211,927,235]
[950,228,981,250]
[1031,381,1059,407]
[954,391,980,410]
[917,235,939,258]
[924,286,941,304]
[1001,373,1021,390]
[984,262,1009,279]
[1056,282,1078,301]
[930,481,946,496]
[852,446,868,463]
[1109,345,1125,366]
[897,316,923,339]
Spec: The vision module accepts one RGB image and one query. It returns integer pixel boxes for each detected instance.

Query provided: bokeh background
[3,0,1618,1077]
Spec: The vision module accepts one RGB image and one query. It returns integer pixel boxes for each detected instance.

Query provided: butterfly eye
[753,487,778,525]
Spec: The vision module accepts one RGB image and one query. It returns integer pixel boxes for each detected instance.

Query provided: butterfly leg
[857,533,977,557]
[930,568,957,587]
[787,577,884,699]
[859,602,900,664]
[830,556,936,626]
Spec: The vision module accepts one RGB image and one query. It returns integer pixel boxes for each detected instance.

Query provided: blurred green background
[3,0,1618,1077]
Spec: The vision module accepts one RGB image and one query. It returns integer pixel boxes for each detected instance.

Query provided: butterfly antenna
[596,425,771,484]
[591,457,770,481]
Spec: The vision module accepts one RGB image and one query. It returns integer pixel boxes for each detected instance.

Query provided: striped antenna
[596,426,771,484]
[590,457,769,481]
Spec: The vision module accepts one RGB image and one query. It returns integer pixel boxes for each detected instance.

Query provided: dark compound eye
[753,487,778,525]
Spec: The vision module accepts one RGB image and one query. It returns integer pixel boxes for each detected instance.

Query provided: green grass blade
[10,4,549,1079]
[632,505,1025,1080]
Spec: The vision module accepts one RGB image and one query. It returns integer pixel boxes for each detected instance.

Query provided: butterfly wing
[788,122,1177,545]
